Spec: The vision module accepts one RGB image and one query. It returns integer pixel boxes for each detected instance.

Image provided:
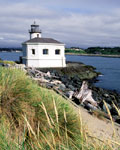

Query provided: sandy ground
[78,106,120,140]
[68,98,120,147]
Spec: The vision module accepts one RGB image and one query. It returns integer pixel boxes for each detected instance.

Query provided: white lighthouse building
[22,22,66,68]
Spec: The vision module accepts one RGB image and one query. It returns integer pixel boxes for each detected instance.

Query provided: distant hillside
[85,47,120,55]
[0,48,22,52]
[65,47,120,55]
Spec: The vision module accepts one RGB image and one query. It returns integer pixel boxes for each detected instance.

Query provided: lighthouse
[29,21,42,39]
[22,22,66,68]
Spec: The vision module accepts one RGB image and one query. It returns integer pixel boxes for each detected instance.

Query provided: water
[66,55,120,93]
[0,51,22,61]
[0,52,120,93]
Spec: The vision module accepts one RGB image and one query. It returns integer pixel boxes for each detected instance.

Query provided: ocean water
[66,55,120,93]
[0,51,22,61]
[0,52,120,93]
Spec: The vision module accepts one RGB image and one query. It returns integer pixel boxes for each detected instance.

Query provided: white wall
[22,43,66,68]
[30,33,41,39]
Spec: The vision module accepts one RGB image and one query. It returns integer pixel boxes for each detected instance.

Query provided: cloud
[0,0,120,47]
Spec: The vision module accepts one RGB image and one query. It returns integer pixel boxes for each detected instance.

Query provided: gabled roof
[23,37,64,45]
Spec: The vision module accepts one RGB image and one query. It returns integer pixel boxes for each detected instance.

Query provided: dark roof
[23,37,64,44]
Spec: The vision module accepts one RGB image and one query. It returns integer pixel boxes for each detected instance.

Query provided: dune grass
[0,67,119,149]
[0,60,15,65]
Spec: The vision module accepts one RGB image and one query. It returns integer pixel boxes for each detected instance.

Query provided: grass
[0,66,119,149]
[65,48,86,54]
[0,60,15,65]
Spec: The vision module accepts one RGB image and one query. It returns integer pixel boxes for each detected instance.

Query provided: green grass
[0,67,119,149]
[65,48,86,54]
[0,60,15,65]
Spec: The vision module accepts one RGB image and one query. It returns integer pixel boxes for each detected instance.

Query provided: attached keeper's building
[22,22,66,68]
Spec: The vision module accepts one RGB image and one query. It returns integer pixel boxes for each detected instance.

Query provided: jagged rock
[46,83,54,89]
[58,84,66,92]
[66,91,74,99]
[84,102,98,111]
[103,93,109,98]
[3,64,11,67]
[68,84,75,91]
[114,117,120,124]
[50,80,62,85]
[110,107,118,116]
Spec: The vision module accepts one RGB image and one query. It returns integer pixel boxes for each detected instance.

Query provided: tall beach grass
[0,66,119,149]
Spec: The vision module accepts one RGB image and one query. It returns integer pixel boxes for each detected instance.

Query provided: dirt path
[78,106,120,140]
[66,96,120,146]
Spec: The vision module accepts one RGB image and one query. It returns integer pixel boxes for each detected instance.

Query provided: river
[0,52,120,93]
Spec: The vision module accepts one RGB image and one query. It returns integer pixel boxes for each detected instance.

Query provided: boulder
[68,84,75,91]
[66,91,74,99]
[103,93,109,98]
[58,84,66,92]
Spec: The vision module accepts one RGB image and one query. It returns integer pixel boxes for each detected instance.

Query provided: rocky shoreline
[33,62,120,124]
[1,61,120,124]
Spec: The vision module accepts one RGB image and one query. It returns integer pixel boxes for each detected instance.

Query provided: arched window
[32,49,35,55]
[55,49,60,55]
[43,49,48,55]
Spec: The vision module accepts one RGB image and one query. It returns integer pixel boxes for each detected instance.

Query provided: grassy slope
[0,67,117,149]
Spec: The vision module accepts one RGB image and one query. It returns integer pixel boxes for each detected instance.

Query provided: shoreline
[65,53,120,58]
[31,62,120,123]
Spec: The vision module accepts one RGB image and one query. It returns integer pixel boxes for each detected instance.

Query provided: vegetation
[85,47,120,55]
[0,47,22,52]
[0,67,119,149]
[0,60,15,65]
[65,48,86,54]
[65,47,120,55]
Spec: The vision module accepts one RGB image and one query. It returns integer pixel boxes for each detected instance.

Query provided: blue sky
[0,0,120,48]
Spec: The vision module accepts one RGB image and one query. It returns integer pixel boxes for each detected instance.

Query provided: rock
[46,83,54,89]
[46,71,51,77]
[103,103,111,113]
[114,117,120,124]
[3,64,11,67]
[118,103,120,108]
[60,76,68,84]
[103,93,109,98]
[110,107,118,116]
[66,91,74,99]
[58,84,66,92]
[84,102,98,111]
[50,80,62,85]
[68,84,75,91]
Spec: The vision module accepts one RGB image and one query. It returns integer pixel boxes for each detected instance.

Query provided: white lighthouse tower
[29,21,42,39]
[22,22,66,68]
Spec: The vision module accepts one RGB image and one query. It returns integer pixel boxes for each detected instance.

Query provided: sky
[0,0,120,48]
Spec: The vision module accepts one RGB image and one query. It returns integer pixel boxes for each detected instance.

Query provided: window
[43,49,48,55]
[37,34,39,38]
[55,49,60,55]
[32,49,35,55]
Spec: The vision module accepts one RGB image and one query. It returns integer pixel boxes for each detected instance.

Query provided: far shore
[65,53,120,58]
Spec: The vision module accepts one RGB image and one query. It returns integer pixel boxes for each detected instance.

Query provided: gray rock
[68,84,75,91]
[103,93,109,98]
[58,84,66,91]
[66,91,74,99]
[4,64,11,67]
[46,83,54,89]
